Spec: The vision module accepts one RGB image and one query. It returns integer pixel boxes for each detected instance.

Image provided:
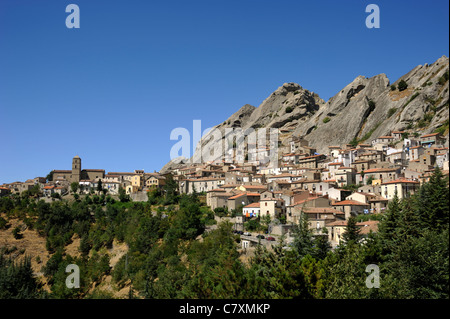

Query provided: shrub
[423,112,434,122]
[0,217,8,230]
[398,80,408,91]
[434,120,449,135]
[349,137,359,147]
[12,226,23,239]
[322,117,331,123]
[390,84,396,91]
[214,207,228,218]
[387,108,397,118]
[285,106,293,113]
[438,71,449,85]
[404,92,420,107]
[51,193,61,199]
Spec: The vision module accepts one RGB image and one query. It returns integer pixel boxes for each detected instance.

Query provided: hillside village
[1,129,448,249]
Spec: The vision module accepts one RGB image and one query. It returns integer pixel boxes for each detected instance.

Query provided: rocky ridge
[162,55,449,172]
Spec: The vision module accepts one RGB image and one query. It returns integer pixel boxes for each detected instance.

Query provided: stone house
[332,199,370,219]
[361,167,400,184]
[408,146,425,161]
[325,188,353,202]
[380,178,420,200]
[206,189,234,211]
[179,177,225,194]
[420,132,446,147]
[297,207,345,234]
[145,175,166,189]
[227,192,260,212]
[242,202,260,218]
[259,191,286,219]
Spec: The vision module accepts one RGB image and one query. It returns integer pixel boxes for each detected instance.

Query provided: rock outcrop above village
[162,55,449,170]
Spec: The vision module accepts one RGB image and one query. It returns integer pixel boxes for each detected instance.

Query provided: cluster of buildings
[0,155,166,198]
[166,130,449,247]
[1,130,448,247]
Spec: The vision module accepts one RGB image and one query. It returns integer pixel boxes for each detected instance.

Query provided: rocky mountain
[162,55,449,172]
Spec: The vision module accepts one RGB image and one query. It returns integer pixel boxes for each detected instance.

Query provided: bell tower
[72,155,81,183]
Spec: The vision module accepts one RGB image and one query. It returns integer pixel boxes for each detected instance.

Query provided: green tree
[70,182,79,194]
[118,187,130,202]
[383,227,449,298]
[97,180,103,195]
[413,166,449,231]
[46,171,54,182]
[314,230,331,260]
[162,174,178,205]
[341,215,361,245]
[0,254,44,298]
[397,79,408,91]
[291,211,315,258]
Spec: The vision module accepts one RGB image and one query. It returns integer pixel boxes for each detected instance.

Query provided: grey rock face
[162,56,449,169]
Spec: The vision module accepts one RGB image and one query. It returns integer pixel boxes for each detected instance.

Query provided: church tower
[72,155,81,183]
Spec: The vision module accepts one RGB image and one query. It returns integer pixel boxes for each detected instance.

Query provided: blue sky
[0,0,448,183]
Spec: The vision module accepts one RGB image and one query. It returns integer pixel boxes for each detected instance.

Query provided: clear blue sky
[0,0,448,183]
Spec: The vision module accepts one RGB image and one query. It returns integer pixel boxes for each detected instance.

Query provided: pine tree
[292,211,315,258]
[414,166,449,232]
[314,233,331,260]
[378,190,402,244]
[341,215,361,245]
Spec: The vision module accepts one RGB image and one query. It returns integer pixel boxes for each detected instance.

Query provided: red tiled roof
[292,197,319,205]
[332,200,369,206]
[241,185,267,189]
[420,133,440,138]
[363,168,398,173]
[381,178,420,185]
[228,192,261,200]
[244,202,260,208]
[301,207,343,214]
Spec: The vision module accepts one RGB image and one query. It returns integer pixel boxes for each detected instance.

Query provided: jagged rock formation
[297,55,449,153]
[162,55,449,170]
